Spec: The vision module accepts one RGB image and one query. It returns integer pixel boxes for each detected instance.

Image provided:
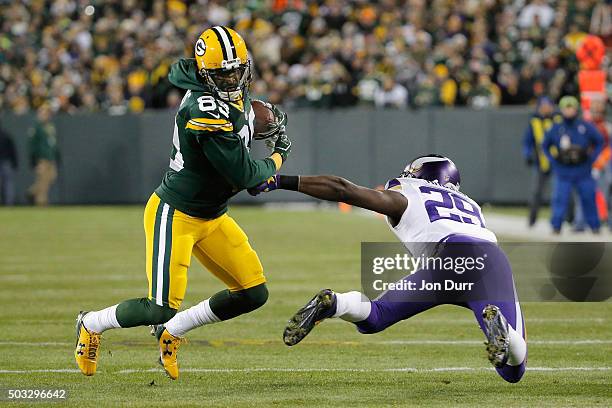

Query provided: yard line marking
[1,339,611,347]
[378,340,612,345]
[116,367,611,374]
[0,341,72,346]
[0,369,81,374]
[1,367,610,375]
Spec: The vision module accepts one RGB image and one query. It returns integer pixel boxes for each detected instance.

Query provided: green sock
[115,297,176,328]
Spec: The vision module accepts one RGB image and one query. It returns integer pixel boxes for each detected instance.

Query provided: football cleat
[283,289,336,346]
[74,311,101,376]
[154,325,182,380]
[482,304,510,368]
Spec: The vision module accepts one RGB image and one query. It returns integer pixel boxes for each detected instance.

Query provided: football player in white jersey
[249,154,527,383]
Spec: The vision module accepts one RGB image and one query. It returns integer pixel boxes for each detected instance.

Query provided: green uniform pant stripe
[150,200,164,301]
[162,207,175,305]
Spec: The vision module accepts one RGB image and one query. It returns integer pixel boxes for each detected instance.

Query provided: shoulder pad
[185,93,233,133]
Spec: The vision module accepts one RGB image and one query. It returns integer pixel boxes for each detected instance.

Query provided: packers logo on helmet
[194,26,251,102]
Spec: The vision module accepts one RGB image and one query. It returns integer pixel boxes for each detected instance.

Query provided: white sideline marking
[0,367,610,375]
[1,339,611,347]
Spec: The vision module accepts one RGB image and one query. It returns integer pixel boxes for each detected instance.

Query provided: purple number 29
[419,186,485,227]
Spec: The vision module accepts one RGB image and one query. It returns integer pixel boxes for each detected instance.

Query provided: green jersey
[155,58,277,219]
[29,121,59,164]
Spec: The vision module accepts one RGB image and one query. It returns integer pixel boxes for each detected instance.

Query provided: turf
[0,206,610,407]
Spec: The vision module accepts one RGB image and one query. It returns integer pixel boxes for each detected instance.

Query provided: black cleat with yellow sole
[283,289,336,346]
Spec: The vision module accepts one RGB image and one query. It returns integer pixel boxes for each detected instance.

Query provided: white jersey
[385,177,497,256]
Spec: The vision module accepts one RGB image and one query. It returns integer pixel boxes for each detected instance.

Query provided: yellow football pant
[144,193,265,309]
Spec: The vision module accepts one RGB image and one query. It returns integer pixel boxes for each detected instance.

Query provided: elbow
[226,174,250,191]
[233,179,250,191]
[329,176,354,202]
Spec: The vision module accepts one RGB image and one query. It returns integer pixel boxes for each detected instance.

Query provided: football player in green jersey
[75,26,291,380]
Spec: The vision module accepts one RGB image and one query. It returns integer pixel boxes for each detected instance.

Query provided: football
[251,99,279,139]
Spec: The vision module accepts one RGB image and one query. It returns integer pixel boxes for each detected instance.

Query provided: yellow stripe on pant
[144,193,266,310]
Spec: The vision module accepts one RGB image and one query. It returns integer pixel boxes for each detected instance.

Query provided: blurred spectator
[522,96,559,226]
[589,99,612,230]
[467,74,501,109]
[374,77,408,109]
[27,104,59,206]
[0,1,609,111]
[590,0,612,47]
[0,123,18,205]
[518,0,555,29]
[542,96,604,234]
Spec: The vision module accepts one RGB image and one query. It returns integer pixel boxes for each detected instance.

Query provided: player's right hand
[273,126,291,162]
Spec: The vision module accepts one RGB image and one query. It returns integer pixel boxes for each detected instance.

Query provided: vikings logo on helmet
[194,26,251,102]
[400,154,461,191]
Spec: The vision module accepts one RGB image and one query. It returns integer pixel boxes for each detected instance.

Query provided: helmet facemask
[200,59,251,102]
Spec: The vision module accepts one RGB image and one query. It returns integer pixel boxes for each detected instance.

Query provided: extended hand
[248,175,280,196]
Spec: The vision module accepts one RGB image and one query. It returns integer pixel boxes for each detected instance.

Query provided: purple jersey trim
[440,233,495,244]
[386,178,401,189]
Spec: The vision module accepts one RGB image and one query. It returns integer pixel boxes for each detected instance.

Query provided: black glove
[271,104,288,128]
[273,125,291,163]
[253,102,288,140]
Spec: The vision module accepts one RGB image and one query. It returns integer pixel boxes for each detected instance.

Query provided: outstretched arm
[251,174,407,221]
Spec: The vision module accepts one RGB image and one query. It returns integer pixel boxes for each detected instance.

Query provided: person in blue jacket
[542,96,604,233]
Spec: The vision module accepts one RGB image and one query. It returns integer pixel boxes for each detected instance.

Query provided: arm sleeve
[197,131,277,190]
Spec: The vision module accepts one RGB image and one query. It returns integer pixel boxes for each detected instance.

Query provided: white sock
[507,326,527,366]
[164,299,220,337]
[83,305,120,334]
[332,291,371,322]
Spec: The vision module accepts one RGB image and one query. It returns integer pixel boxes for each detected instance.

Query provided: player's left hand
[270,104,288,129]
[248,175,280,196]
[263,105,288,150]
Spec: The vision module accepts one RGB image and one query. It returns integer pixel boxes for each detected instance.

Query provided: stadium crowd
[1,0,611,114]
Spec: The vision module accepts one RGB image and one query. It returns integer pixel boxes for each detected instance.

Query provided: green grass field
[0,206,610,407]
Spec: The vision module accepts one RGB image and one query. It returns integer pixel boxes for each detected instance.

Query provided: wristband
[279,175,299,191]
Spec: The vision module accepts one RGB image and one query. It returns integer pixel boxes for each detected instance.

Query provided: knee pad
[496,362,526,383]
[146,299,176,324]
[355,321,384,335]
[209,284,269,320]
[116,297,176,327]
[239,283,269,312]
